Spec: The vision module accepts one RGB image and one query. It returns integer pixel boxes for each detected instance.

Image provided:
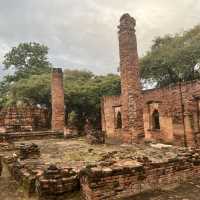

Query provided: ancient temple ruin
[101,13,200,147]
[0,106,49,133]
[1,13,200,200]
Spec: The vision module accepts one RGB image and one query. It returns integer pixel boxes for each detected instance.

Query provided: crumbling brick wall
[101,96,122,140]
[102,80,200,147]
[143,80,200,146]
[80,150,200,200]
[101,13,200,147]
[0,106,49,133]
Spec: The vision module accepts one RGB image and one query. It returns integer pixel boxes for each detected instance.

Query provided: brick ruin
[0,13,200,200]
[80,149,200,200]
[51,68,65,133]
[118,14,144,143]
[101,13,200,147]
[0,106,49,133]
[1,140,200,200]
[0,68,65,135]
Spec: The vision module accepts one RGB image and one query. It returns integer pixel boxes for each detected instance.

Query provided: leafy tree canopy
[140,25,200,87]
[5,74,51,107]
[3,42,51,81]
[63,69,120,130]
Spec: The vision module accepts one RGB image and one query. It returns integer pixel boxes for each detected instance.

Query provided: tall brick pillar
[51,68,65,132]
[118,14,144,142]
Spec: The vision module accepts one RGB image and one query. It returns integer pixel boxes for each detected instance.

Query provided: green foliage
[3,42,51,81]
[140,25,200,87]
[0,42,52,108]
[63,70,120,130]
[6,74,51,107]
[68,111,79,128]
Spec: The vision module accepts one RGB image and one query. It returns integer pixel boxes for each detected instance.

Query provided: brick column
[118,14,144,142]
[51,68,65,132]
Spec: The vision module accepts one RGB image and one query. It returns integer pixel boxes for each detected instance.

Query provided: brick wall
[143,80,200,146]
[101,13,200,147]
[80,150,200,200]
[51,68,65,132]
[102,80,200,146]
[0,106,49,133]
[101,96,121,135]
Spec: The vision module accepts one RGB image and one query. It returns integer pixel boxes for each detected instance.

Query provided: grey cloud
[0,0,200,77]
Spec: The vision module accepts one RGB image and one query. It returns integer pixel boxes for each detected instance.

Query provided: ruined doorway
[152,109,160,130]
[116,111,122,129]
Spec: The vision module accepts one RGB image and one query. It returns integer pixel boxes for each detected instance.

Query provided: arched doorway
[152,109,160,130]
[116,111,122,129]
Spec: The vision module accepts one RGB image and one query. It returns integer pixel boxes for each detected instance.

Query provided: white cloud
[0,0,199,77]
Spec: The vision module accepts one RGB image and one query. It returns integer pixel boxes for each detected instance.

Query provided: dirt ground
[1,138,200,200]
[13,138,183,168]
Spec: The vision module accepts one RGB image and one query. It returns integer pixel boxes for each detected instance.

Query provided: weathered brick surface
[0,131,63,142]
[0,106,49,133]
[37,165,79,199]
[118,14,144,142]
[101,13,200,147]
[101,96,122,142]
[19,143,40,160]
[0,155,2,176]
[80,150,200,200]
[143,80,200,146]
[51,68,65,132]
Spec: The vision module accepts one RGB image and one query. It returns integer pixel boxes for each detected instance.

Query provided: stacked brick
[0,106,49,133]
[143,80,200,146]
[36,165,79,199]
[102,13,200,147]
[118,13,144,142]
[0,131,64,142]
[80,149,200,200]
[0,155,2,176]
[51,68,65,133]
[19,143,40,160]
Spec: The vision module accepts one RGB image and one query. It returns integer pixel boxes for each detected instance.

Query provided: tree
[4,74,51,107]
[3,42,51,81]
[0,67,121,131]
[0,42,52,108]
[140,25,200,87]
[63,70,120,131]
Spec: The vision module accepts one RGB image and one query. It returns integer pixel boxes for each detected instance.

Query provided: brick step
[0,131,63,142]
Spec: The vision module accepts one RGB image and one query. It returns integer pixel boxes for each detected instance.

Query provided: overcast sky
[0,0,200,79]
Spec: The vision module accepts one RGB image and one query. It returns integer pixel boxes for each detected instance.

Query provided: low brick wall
[0,155,2,176]
[80,150,200,200]
[2,146,200,200]
[0,106,49,133]
[36,165,79,199]
[1,157,80,198]
[0,131,63,142]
